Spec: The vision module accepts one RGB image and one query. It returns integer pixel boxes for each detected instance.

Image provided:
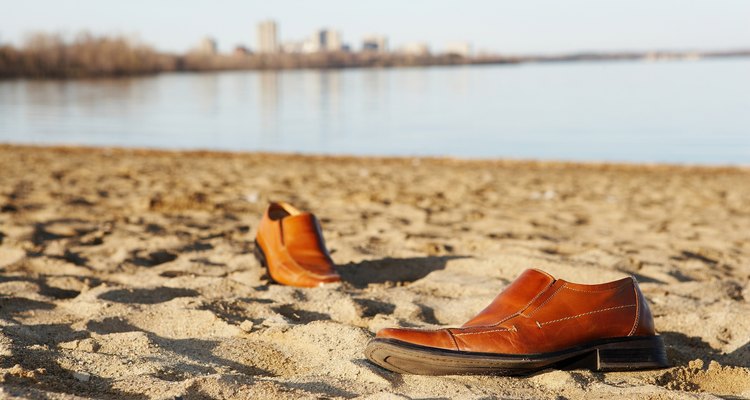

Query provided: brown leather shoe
[254,202,341,287]
[365,269,668,375]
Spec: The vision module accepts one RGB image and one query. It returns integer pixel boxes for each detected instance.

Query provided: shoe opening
[268,202,302,220]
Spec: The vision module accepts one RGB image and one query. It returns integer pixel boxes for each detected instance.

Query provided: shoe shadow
[726,340,750,368]
[523,331,750,380]
[659,331,750,368]
[336,255,469,288]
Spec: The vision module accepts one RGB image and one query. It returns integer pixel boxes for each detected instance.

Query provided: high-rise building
[327,30,342,52]
[309,29,342,52]
[195,37,218,55]
[362,35,388,53]
[257,20,278,53]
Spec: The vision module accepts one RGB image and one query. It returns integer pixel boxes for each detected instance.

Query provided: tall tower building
[195,37,218,55]
[309,29,342,52]
[257,20,278,53]
[327,30,342,51]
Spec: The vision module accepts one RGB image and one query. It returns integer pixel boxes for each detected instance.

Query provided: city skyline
[196,22,431,56]
[1,0,749,54]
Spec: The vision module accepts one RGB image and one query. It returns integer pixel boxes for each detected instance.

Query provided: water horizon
[1,59,748,166]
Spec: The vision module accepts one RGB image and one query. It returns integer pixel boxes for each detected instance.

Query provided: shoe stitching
[561,282,630,293]
[452,327,511,337]
[628,278,640,336]
[525,283,566,318]
[536,304,636,327]
[486,278,555,325]
[445,329,461,350]
[523,280,555,311]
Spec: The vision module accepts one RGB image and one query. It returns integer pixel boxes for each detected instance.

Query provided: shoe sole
[365,335,668,375]
[253,239,278,284]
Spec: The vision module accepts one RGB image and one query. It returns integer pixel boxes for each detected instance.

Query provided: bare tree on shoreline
[0,32,176,78]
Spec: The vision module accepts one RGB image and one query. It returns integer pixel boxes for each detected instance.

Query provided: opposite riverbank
[0,145,749,399]
[2,33,749,79]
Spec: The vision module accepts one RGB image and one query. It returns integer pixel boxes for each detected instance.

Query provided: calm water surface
[1,59,748,164]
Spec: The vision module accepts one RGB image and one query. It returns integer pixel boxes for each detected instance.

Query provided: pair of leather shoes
[254,202,668,375]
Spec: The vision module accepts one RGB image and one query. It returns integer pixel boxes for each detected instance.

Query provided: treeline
[0,33,178,78]
[0,32,500,79]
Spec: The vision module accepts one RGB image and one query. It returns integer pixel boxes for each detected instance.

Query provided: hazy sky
[2,0,749,53]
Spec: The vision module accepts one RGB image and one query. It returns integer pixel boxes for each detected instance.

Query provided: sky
[1,0,749,54]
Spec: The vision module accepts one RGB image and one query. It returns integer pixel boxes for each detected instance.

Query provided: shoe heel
[593,336,669,371]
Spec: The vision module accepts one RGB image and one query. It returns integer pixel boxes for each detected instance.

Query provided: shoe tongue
[282,213,324,247]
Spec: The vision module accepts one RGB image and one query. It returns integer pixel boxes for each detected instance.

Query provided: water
[1,59,749,164]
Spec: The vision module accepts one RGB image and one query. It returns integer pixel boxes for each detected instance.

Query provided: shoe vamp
[281,214,328,252]
[290,251,335,275]
[462,269,555,328]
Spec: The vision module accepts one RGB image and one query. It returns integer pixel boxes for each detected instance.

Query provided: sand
[0,144,748,399]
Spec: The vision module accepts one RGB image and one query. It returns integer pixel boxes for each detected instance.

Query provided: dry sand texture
[0,145,749,399]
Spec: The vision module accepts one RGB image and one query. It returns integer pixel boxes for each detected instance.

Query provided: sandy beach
[0,144,748,399]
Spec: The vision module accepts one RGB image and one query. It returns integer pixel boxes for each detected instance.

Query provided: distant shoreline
[1,32,749,79]
[2,144,747,171]
[165,49,750,73]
